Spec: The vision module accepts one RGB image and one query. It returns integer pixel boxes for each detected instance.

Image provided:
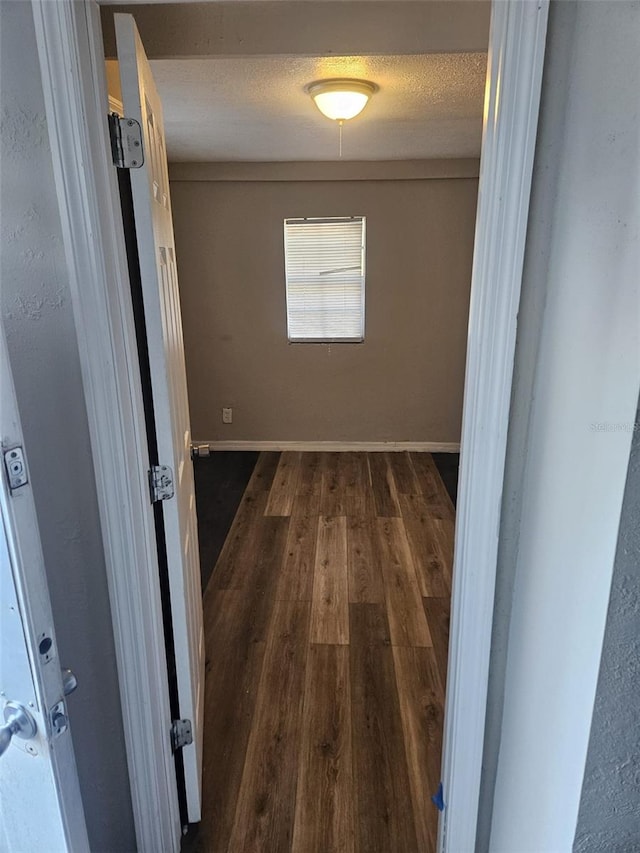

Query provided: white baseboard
[195,440,461,453]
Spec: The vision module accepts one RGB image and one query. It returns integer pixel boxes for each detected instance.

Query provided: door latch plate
[3,446,28,490]
[50,701,68,738]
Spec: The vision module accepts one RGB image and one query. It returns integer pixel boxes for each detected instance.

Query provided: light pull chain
[339,120,343,159]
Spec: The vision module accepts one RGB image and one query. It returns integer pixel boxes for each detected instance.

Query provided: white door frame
[32,1,549,850]
[31,1,181,849]
[439,2,549,850]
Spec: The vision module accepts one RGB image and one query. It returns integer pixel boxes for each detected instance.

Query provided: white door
[0,328,89,850]
[114,13,205,822]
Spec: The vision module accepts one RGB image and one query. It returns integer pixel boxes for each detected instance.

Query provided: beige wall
[171,174,477,443]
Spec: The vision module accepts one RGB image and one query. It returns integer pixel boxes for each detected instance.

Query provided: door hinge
[170,718,193,752]
[149,465,174,503]
[108,113,144,169]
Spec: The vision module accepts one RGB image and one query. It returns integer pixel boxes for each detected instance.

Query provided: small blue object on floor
[431,781,445,811]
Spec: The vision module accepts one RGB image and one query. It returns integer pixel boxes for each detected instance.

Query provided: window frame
[283,215,366,344]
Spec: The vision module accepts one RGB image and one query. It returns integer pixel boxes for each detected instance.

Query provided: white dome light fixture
[306,78,378,123]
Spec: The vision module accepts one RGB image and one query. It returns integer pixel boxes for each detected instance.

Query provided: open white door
[114,13,205,822]
[0,328,89,850]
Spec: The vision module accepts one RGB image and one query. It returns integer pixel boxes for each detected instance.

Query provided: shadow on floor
[431,453,459,507]
[193,451,259,592]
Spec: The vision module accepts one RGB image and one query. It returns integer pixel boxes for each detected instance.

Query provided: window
[284,216,366,342]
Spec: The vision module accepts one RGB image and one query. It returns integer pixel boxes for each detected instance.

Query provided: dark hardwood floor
[188,451,454,853]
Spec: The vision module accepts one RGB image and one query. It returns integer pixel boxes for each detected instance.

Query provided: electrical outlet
[222,407,233,424]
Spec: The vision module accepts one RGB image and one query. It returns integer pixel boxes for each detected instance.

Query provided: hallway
[194,451,453,852]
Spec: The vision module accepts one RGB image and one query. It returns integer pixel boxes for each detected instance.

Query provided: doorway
[104,4,484,847]
[104,5,484,845]
[33,0,549,848]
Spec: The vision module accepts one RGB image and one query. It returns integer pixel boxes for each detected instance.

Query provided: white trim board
[198,441,460,453]
[438,2,549,852]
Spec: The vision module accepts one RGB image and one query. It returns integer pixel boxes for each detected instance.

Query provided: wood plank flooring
[196,452,453,853]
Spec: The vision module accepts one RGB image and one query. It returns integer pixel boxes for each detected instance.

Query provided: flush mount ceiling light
[306,78,378,123]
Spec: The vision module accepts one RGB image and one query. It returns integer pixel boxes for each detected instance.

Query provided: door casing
[32,2,181,849]
[31,1,550,850]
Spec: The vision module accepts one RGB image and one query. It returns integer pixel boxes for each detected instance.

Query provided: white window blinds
[284,216,366,342]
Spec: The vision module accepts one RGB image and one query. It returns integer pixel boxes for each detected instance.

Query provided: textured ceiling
[148,52,486,162]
